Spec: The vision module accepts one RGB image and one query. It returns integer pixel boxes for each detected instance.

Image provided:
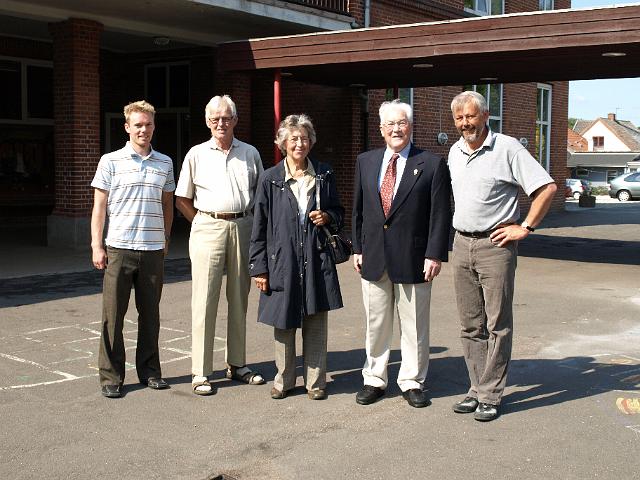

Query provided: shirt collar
[125,141,154,160]
[208,136,238,152]
[384,142,412,161]
[455,128,495,155]
[284,158,315,182]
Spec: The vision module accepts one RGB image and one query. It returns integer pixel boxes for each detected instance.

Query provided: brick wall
[49,18,102,217]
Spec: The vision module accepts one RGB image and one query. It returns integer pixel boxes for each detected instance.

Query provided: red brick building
[0,0,574,247]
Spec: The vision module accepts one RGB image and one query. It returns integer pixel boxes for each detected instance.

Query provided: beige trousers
[273,311,328,392]
[361,271,432,392]
[189,212,252,377]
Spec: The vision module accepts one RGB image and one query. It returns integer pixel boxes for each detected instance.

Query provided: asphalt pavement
[1,198,639,480]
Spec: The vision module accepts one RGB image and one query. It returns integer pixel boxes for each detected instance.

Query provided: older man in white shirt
[175,95,264,395]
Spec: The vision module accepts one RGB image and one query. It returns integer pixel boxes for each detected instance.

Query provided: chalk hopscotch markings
[0,352,79,381]
[0,317,206,390]
[617,398,640,415]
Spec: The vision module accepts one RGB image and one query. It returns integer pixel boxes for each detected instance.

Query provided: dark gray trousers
[452,233,517,405]
[98,247,164,386]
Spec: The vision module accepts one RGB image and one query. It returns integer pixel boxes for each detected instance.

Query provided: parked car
[565,178,592,200]
[608,172,640,202]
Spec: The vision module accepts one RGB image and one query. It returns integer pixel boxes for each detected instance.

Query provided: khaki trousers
[273,311,328,392]
[99,247,164,386]
[452,232,517,405]
[361,271,432,392]
[189,212,252,377]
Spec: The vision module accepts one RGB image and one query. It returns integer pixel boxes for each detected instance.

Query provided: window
[592,136,604,151]
[145,63,190,109]
[464,83,502,133]
[0,58,53,122]
[464,0,504,15]
[536,84,552,171]
[576,168,589,177]
[607,170,619,183]
[385,87,413,106]
[539,0,554,10]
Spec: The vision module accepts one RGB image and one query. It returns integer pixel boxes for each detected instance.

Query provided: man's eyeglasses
[382,120,409,130]
[208,116,234,125]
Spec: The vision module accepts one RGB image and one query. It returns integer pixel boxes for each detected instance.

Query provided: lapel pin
[413,169,418,176]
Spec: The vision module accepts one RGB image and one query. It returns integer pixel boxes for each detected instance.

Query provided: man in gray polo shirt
[447,91,557,421]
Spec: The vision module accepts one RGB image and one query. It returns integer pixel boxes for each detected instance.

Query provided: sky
[568,0,640,126]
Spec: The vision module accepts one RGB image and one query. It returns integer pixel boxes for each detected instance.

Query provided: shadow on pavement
[518,235,640,265]
[155,350,639,417]
[0,258,192,308]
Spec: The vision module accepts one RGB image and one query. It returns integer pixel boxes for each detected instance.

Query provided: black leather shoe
[453,396,479,414]
[356,385,384,405]
[474,402,499,422]
[143,377,169,390]
[101,384,122,398]
[402,389,431,408]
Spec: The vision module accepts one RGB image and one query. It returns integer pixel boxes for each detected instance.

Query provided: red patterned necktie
[380,153,399,217]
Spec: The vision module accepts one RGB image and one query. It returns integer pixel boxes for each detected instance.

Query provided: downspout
[274,68,281,163]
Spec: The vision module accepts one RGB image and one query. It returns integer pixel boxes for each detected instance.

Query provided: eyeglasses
[208,116,234,125]
[382,120,409,130]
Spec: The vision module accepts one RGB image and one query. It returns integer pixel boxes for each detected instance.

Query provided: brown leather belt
[457,230,492,238]
[200,211,246,220]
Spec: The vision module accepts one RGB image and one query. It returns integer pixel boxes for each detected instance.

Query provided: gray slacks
[273,311,328,392]
[452,232,517,405]
[99,247,164,386]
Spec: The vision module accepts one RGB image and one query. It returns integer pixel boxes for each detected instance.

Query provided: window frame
[536,83,552,172]
[464,0,504,16]
[0,56,53,125]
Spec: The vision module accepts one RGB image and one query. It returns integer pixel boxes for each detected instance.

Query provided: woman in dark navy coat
[249,114,344,400]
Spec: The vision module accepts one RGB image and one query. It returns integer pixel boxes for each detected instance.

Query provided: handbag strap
[315,174,337,248]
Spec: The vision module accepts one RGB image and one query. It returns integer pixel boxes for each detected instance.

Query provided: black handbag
[320,225,352,264]
[316,174,352,264]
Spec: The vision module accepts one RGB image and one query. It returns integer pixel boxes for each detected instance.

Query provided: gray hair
[274,114,317,155]
[379,99,413,124]
[205,94,237,119]
[450,91,489,114]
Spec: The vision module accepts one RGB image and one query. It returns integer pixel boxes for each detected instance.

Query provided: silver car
[608,172,640,202]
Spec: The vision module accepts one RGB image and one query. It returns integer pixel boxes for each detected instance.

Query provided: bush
[591,186,608,196]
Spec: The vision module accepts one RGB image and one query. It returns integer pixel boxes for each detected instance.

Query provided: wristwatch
[521,221,535,232]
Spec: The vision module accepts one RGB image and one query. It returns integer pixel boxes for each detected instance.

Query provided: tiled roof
[567,128,588,152]
[576,116,640,150]
[573,119,593,134]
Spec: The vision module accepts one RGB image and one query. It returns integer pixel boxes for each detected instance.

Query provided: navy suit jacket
[351,144,452,284]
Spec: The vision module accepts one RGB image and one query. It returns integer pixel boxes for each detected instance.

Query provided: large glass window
[464,83,502,133]
[145,62,190,109]
[536,84,552,171]
[465,0,504,15]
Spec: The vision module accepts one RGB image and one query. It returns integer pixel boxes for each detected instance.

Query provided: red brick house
[3,1,633,247]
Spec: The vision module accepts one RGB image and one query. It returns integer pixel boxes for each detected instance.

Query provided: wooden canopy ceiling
[217,5,640,88]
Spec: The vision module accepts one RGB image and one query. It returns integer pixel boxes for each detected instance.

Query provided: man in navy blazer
[352,99,451,408]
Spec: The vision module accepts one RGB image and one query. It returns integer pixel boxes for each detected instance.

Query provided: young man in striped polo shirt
[91,100,175,398]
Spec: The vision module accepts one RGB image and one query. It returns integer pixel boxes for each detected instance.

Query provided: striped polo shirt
[91,142,175,251]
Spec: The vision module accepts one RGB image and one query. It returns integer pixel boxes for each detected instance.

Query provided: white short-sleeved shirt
[447,130,554,232]
[175,137,263,213]
[91,142,175,251]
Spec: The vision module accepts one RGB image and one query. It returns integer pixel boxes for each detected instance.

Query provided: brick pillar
[217,72,252,142]
[47,18,103,248]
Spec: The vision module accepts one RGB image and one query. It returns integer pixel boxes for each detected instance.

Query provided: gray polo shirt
[447,130,553,232]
